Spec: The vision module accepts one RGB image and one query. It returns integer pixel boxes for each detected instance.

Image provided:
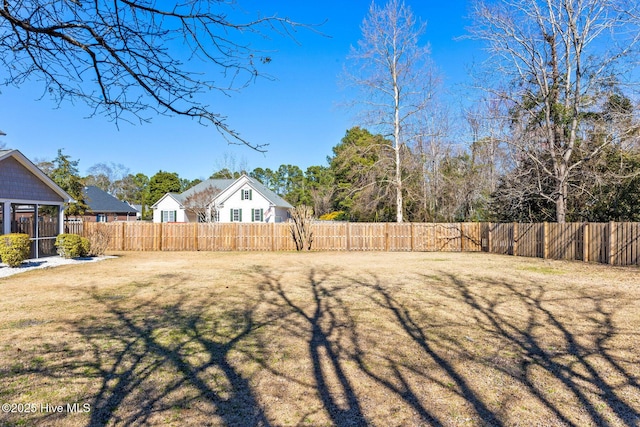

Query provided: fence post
[385,223,390,251]
[583,222,589,263]
[233,223,238,251]
[608,221,617,265]
[271,222,276,251]
[346,222,351,251]
[543,222,549,259]
[512,222,518,257]
[194,223,198,251]
[487,222,493,253]
[460,223,465,252]
[121,222,126,251]
[410,223,414,252]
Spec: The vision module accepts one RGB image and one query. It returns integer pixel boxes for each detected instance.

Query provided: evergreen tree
[49,149,88,218]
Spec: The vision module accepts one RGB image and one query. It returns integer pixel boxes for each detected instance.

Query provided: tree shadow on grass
[68,275,274,426]
[347,274,502,427]
[439,272,640,427]
[12,263,638,427]
[256,267,368,427]
[252,267,510,426]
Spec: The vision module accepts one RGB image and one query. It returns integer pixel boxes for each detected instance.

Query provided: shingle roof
[154,176,293,209]
[165,179,233,206]
[83,186,138,214]
[180,179,235,199]
[246,176,293,208]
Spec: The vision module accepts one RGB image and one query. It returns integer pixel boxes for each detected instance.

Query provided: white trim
[0,198,65,206]
[151,193,184,209]
[214,175,251,206]
[214,175,290,208]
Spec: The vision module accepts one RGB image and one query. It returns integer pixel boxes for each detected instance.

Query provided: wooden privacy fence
[77,222,482,253]
[71,221,640,266]
[482,222,640,266]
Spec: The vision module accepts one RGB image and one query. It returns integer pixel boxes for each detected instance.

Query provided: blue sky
[0,1,479,181]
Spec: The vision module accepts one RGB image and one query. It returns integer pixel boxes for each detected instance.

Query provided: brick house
[71,186,138,223]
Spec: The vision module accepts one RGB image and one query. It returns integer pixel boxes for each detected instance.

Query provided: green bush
[0,234,31,268]
[55,234,90,259]
[81,237,90,257]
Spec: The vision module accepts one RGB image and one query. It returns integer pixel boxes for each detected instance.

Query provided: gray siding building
[0,149,73,258]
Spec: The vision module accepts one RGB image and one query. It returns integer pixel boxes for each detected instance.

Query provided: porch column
[34,204,40,259]
[59,204,65,234]
[2,202,10,235]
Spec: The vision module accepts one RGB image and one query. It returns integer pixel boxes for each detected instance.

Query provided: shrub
[290,205,314,251]
[319,211,348,221]
[81,237,91,257]
[86,230,110,256]
[0,234,31,268]
[55,233,89,259]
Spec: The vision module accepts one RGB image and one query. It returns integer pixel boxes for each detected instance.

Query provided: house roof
[0,149,74,202]
[151,175,293,210]
[83,186,138,214]
[245,176,294,208]
[150,192,184,209]
[193,175,293,208]
[180,179,236,200]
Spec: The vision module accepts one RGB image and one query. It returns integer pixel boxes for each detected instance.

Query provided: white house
[151,175,293,223]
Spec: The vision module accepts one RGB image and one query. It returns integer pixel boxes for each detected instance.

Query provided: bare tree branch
[0,1,315,150]
[467,0,640,222]
[344,0,438,222]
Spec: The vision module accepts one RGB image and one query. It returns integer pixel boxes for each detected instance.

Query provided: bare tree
[85,162,130,196]
[182,184,221,223]
[345,0,437,222]
[0,1,309,150]
[411,100,451,221]
[468,0,640,222]
[290,205,313,251]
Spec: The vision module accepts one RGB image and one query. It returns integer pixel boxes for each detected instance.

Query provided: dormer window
[241,189,252,200]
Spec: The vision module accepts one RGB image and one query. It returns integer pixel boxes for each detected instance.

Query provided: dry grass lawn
[0,251,639,426]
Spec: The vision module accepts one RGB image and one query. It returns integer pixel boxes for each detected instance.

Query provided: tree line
[5,0,640,223]
[39,106,640,224]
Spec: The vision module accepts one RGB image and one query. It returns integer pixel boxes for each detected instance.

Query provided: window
[97,214,107,223]
[252,208,263,222]
[241,189,252,200]
[230,208,242,222]
[161,210,176,222]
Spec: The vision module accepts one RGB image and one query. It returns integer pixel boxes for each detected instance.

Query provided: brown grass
[0,251,639,426]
